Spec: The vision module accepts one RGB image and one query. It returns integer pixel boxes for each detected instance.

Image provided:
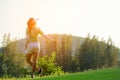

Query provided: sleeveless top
[26,27,43,43]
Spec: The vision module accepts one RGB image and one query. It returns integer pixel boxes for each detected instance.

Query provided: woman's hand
[25,44,28,50]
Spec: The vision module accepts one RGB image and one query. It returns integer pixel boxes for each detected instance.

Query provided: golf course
[2,67,119,80]
[29,67,120,80]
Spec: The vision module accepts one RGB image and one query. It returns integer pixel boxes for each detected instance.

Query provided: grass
[30,67,120,80]
[0,67,120,80]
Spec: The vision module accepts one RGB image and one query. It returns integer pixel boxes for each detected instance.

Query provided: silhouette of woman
[25,18,52,78]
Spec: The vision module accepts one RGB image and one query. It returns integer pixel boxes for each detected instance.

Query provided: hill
[15,34,85,54]
[29,68,120,80]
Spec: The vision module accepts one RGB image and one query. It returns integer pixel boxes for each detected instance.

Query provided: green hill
[29,68,120,80]
[1,68,119,80]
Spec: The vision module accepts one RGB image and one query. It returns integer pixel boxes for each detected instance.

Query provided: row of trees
[74,34,119,71]
[0,33,27,78]
[0,33,63,78]
[39,34,73,72]
[40,34,119,72]
[0,33,119,78]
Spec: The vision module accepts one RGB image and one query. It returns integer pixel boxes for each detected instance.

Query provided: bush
[37,52,64,76]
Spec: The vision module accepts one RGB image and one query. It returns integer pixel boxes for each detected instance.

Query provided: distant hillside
[72,36,85,54]
[15,34,85,54]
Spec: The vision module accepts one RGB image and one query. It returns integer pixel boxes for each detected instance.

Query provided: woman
[25,18,52,78]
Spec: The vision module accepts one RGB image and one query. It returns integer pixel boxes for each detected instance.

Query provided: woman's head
[27,18,37,32]
[27,18,36,27]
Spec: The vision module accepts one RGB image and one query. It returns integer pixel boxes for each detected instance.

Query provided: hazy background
[0,0,120,47]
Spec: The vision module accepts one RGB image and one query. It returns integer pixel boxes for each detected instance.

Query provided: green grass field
[29,67,120,80]
[1,67,120,80]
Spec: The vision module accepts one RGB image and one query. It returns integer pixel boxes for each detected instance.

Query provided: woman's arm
[25,37,28,50]
[38,28,53,41]
[25,28,29,50]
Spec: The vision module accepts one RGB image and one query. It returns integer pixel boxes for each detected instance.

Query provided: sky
[0,0,120,48]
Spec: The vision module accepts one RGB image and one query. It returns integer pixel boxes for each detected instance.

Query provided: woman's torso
[26,27,40,43]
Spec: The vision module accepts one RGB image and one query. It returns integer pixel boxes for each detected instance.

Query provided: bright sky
[0,0,120,48]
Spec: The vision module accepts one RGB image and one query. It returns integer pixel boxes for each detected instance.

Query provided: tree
[77,34,91,71]
[59,34,73,72]
[0,33,26,78]
[78,34,119,71]
[37,52,63,76]
[72,38,81,72]
[105,37,119,67]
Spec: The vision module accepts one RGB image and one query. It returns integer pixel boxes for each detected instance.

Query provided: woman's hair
[27,18,36,32]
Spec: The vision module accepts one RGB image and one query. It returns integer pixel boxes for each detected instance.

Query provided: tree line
[40,34,119,72]
[0,33,119,78]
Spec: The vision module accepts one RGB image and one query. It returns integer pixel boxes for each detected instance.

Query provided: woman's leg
[26,53,33,66]
[32,51,38,73]
[26,53,35,78]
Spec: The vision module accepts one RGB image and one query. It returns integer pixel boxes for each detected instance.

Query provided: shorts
[25,42,40,54]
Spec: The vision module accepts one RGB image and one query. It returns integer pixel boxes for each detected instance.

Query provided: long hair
[27,18,36,32]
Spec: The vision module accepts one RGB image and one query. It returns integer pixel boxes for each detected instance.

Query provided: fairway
[0,68,119,80]
[29,68,120,80]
